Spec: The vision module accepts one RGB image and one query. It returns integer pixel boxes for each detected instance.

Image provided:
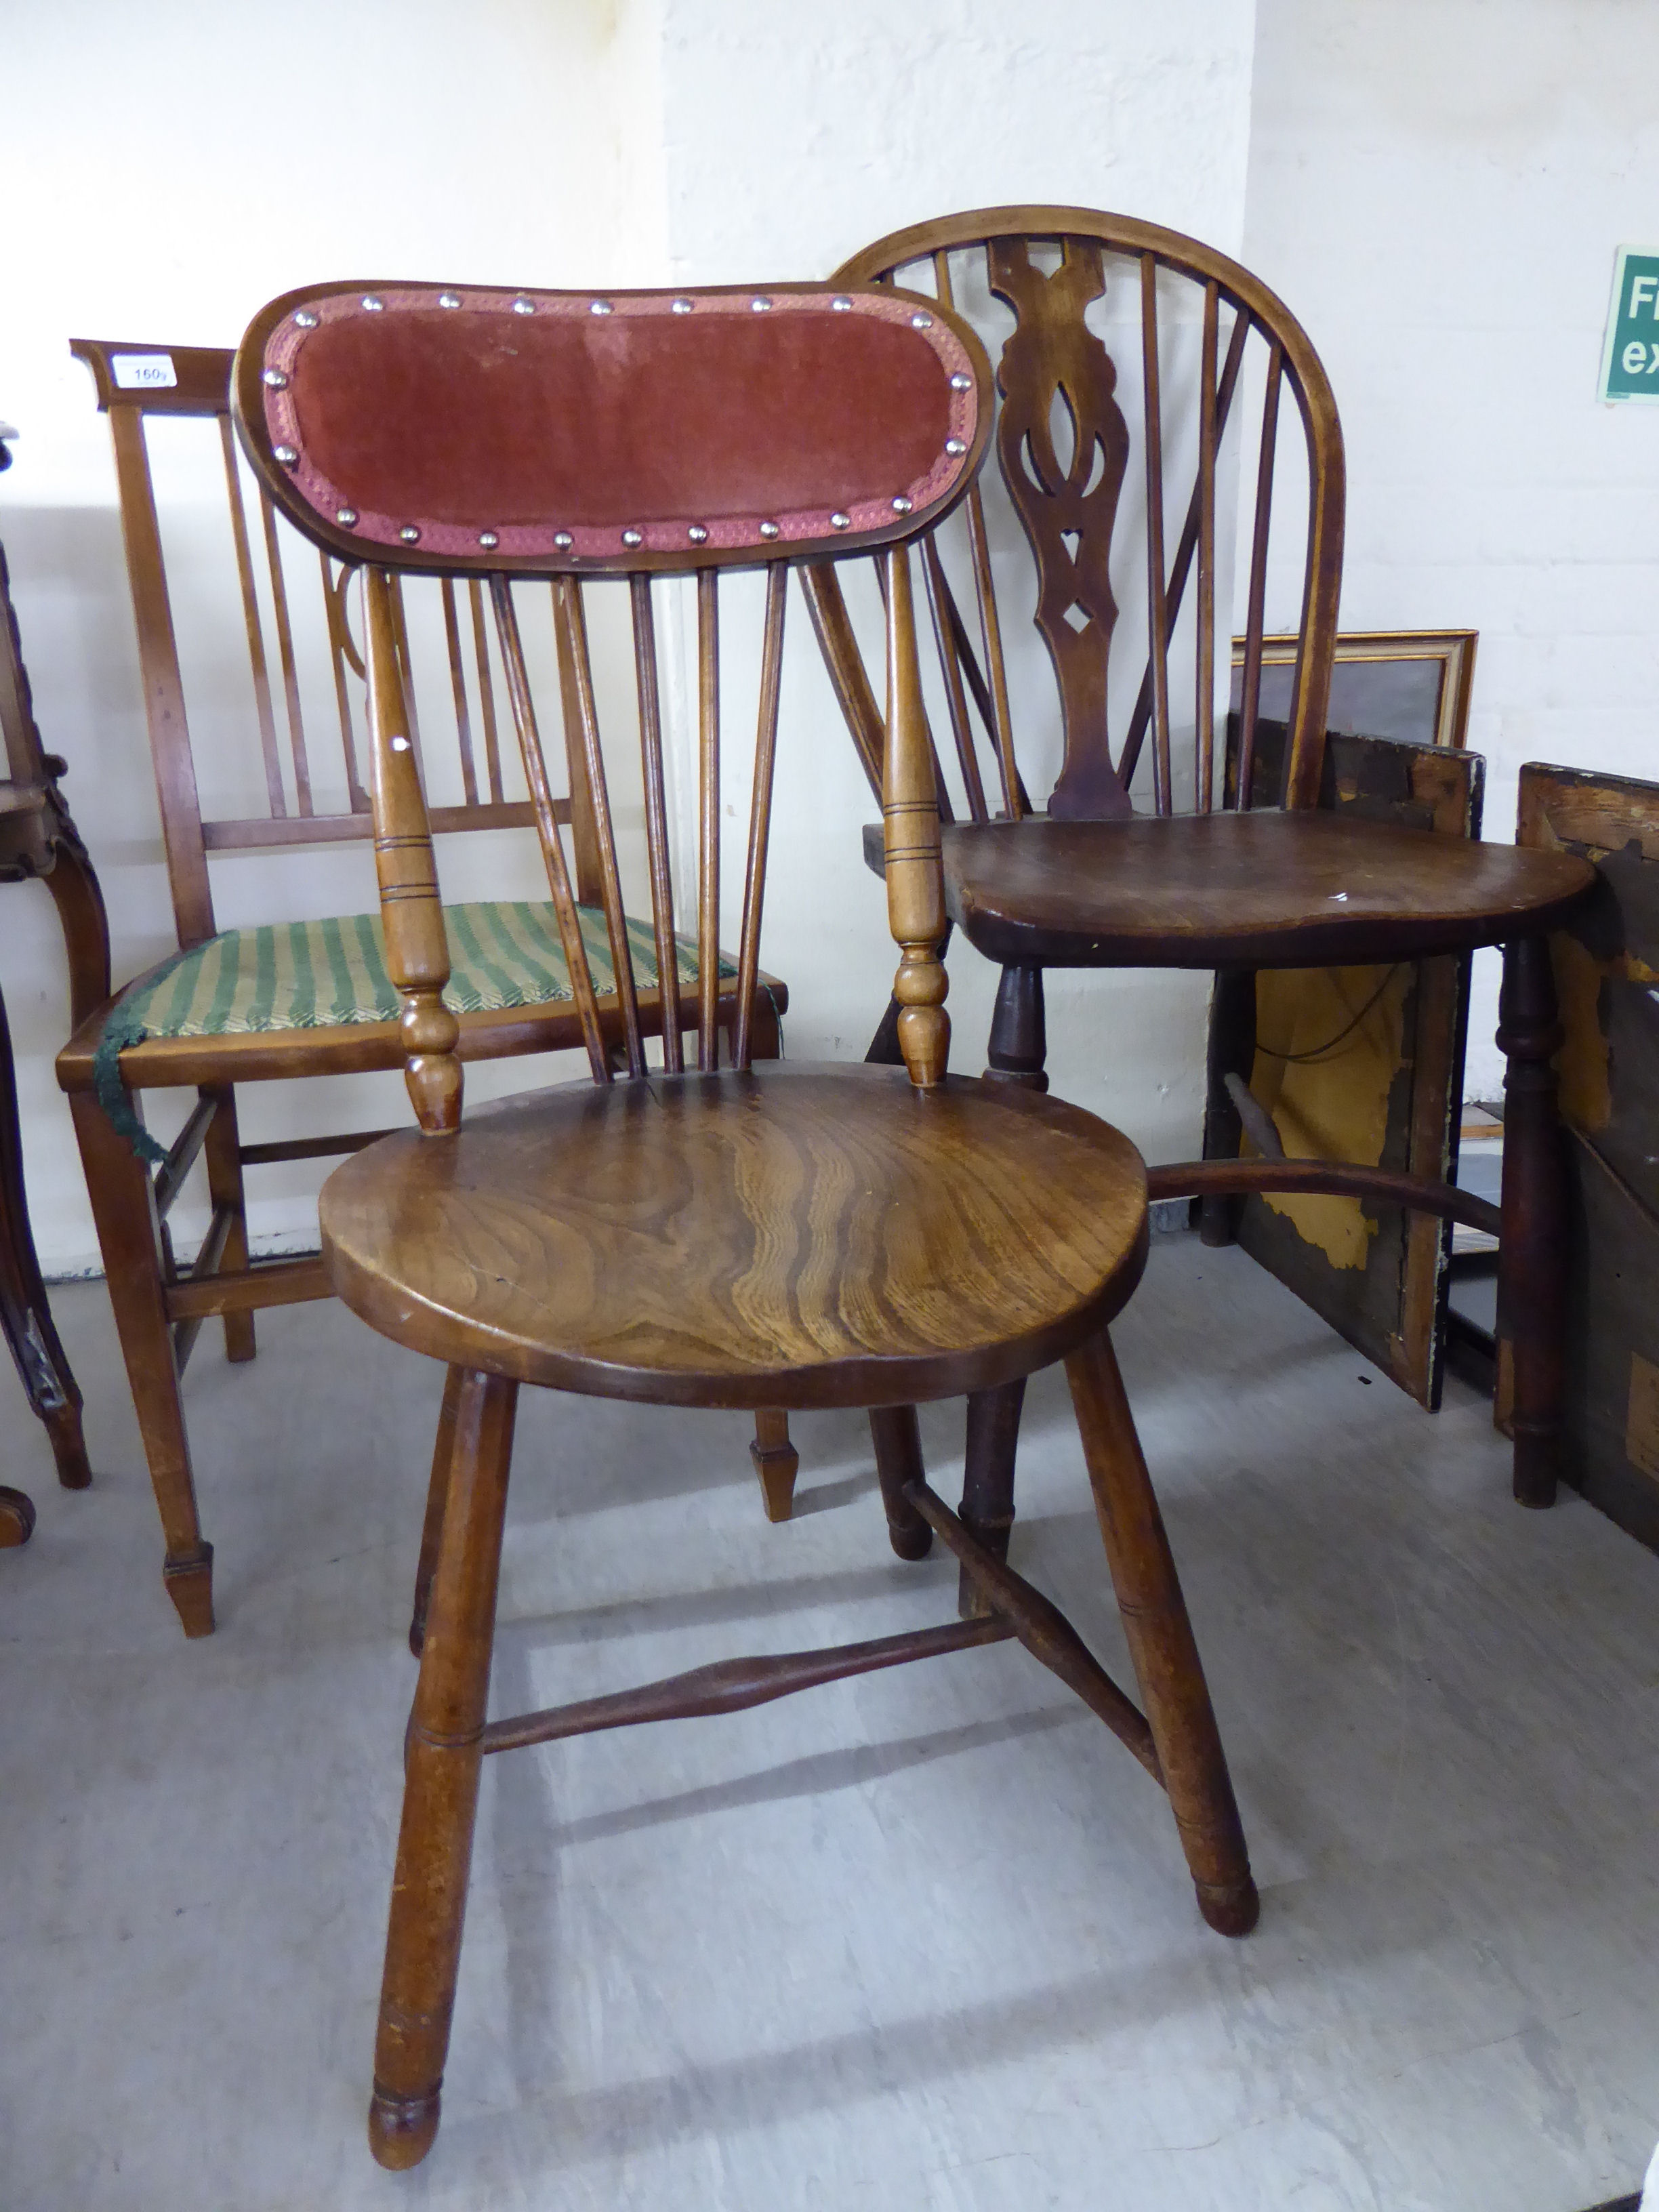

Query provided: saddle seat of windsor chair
[321,1059,1147,1403]
[817,207,1594,1523]
[864,808,1589,970]
[234,274,1262,2170]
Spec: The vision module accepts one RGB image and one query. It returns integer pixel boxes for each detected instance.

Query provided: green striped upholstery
[95,900,737,1160]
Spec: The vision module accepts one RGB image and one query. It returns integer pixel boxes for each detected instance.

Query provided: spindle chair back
[230,273,1263,2170]
[234,276,989,1118]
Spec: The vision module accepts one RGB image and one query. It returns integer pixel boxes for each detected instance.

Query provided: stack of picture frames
[1212,629,1481,1411]
[1514,763,1659,1552]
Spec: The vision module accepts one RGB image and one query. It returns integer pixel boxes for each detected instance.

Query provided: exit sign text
[1601,248,1659,401]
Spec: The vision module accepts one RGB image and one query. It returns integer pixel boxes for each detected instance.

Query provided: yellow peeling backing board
[1214,722,1481,1410]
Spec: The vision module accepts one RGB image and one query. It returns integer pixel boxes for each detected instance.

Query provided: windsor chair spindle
[805,207,1592,1584]
[57,340,792,1639]
[232,272,1260,2169]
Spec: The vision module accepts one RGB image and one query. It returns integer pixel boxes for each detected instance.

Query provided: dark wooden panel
[1517,762,1659,1553]
[1517,762,1659,1219]
[1218,722,1483,1408]
[1561,1129,1659,1553]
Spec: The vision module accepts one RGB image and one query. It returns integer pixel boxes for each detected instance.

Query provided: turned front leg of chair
[1066,1327,1257,1936]
[68,1090,213,1634]
[985,964,1048,1091]
[371,1368,518,2171]
[1200,966,1256,1247]
[956,1380,1026,1618]
[1497,933,1569,1509]
[868,1404,932,1559]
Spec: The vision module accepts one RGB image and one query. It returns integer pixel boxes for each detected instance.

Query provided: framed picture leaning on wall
[1214,630,1481,1410]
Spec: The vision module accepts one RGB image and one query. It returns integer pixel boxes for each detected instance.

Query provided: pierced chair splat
[233,273,1260,2170]
[805,205,1593,1570]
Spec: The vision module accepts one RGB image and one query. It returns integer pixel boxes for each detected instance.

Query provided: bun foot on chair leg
[369,2083,441,2170]
[1195,1874,1260,1937]
[0,1486,36,1546]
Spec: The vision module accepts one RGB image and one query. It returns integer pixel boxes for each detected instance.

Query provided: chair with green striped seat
[58,339,787,1639]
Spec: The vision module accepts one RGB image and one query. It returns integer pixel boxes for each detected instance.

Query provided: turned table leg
[371,1370,517,2169]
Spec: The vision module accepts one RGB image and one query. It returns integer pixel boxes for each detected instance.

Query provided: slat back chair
[804,207,1594,1561]
[232,274,1261,2169]
[60,337,787,1640]
[67,340,593,948]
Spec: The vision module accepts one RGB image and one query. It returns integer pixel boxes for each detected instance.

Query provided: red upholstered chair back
[232,279,991,1124]
[240,283,983,574]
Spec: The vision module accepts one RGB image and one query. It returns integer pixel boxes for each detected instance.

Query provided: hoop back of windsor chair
[806,205,1346,827]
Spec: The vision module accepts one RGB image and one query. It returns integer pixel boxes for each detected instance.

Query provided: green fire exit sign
[1600,248,1659,401]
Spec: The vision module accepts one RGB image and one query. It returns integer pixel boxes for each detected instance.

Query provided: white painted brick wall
[1244,0,1659,1092]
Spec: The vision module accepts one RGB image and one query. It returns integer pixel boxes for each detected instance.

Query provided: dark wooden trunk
[1518,762,1659,1552]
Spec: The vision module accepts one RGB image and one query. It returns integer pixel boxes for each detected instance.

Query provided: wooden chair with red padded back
[802,206,1593,1595]
[232,271,1259,2168]
[58,338,798,1642]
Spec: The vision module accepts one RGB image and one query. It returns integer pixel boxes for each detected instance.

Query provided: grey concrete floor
[2,1234,1656,2211]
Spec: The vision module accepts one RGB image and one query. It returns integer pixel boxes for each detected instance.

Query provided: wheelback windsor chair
[802,206,1593,1586]
[58,339,793,1640]
[233,272,1259,2168]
